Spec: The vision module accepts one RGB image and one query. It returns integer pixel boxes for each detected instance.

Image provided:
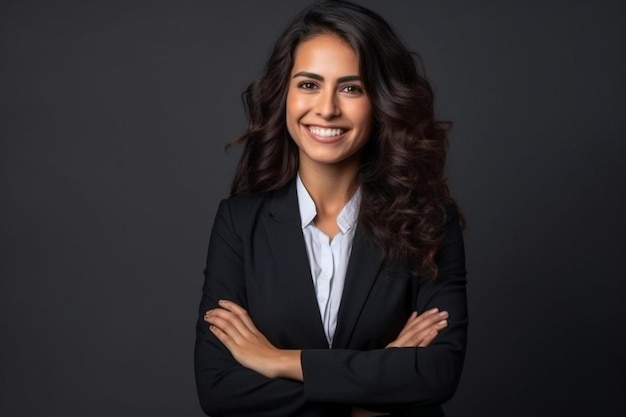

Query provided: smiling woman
[287,34,373,174]
[194,1,467,416]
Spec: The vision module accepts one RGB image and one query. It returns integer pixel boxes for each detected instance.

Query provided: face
[286,33,373,170]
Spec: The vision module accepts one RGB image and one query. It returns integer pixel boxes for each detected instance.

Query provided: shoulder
[223,191,271,213]
[225,179,296,216]
[215,191,272,230]
[215,182,296,232]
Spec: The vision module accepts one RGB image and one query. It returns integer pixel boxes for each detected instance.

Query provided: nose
[315,89,340,119]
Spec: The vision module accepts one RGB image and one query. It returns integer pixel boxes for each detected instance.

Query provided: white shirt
[296,175,361,347]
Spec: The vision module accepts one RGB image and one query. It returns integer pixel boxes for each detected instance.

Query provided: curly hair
[229,0,460,276]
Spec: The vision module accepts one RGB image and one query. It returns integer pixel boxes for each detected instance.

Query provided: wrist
[275,349,303,381]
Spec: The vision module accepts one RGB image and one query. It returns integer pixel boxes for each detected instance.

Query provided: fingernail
[439,311,448,318]
[430,308,439,313]
[218,300,226,305]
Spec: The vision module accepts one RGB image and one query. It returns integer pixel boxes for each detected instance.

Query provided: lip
[304,124,349,144]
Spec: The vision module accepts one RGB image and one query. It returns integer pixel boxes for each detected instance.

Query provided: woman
[194,1,467,416]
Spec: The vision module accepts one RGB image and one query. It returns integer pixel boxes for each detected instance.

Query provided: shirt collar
[296,175,317,228]
[296,174,361,234]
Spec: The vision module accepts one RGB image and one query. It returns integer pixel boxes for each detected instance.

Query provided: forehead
[291,33,360,75]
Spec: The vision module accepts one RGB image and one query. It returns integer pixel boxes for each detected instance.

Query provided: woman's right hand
[385,308,448,348]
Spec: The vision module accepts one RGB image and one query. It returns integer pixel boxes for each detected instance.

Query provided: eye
[341,84,364,95]
[297,81,318,90]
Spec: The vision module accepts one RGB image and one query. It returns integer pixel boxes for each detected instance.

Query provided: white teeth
[308,126,345,138]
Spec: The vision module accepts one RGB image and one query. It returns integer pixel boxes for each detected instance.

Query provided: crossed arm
[204,300,450,417]
[204,300,449,382]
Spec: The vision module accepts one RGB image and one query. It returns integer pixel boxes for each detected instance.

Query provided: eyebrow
[292,71,361,83]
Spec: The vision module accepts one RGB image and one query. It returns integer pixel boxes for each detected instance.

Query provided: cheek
[285,91,301,141]
[286,91,306,119]
[344,96,371,121]
[354,102,373,134]
[286,91,298,120]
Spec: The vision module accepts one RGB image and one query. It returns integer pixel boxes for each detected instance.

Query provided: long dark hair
[230,0,459,276]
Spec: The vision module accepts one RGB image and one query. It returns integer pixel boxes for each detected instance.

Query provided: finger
[390,311,427,346]
[418,329,438,347]
[209,324,231,344]
[409,319,447,346]
[411,310,448,335]
[414,308,447,323]
[391,317,448,348]
[205,309,248,342]
[389,329,417,347]
[209,324,237,352]
[411,317,448,338]
[396,309,440,339]
[218,300,258,334]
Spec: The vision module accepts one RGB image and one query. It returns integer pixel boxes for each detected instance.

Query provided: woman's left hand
[204,300,303,381]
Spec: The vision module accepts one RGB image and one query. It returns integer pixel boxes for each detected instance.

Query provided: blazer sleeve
[301,205,468,410]
[194,199,336,417]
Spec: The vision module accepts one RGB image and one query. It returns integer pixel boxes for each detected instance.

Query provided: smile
[308,126,346,138]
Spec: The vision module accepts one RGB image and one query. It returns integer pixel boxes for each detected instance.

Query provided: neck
[298,157,360,217]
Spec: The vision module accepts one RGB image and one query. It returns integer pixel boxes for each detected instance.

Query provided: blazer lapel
[262,181,328,348]
[332,226,384,348]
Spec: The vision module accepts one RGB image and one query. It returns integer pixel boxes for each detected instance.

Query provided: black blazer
[194,180,468,417]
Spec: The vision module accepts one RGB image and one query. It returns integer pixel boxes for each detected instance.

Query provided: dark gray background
[1,0,624,416]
